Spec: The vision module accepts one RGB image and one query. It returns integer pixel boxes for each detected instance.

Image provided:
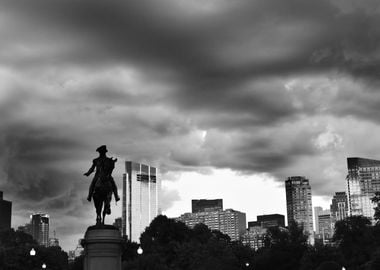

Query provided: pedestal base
[83,225,122,270]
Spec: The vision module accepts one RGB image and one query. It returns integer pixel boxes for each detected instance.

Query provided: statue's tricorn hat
[96,145,108,153]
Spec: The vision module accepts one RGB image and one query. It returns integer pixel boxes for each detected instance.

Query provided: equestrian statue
[84,145,120,225]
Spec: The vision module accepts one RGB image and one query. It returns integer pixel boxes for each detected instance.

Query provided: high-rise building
[314,207,333,243]
[30,213,49,247]
[314,206,322,233]
[330,192,348,224]
[346,157,380,220]
[192,199,223,213]
[317,213,333,243]
[122,161,160,242]
[177,208,246,241]
[285,176,314,244]
[314,207,330,234]
[0,191,12,231]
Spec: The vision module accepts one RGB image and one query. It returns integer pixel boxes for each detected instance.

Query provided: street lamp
[245,262,250,267]
[42,263,47,269]
[30,248,36,256]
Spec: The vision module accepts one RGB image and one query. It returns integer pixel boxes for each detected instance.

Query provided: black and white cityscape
[1,1,380,270]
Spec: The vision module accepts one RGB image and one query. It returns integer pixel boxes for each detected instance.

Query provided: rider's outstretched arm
[84,161,96,176]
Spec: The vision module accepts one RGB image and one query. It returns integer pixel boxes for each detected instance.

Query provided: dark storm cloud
[1,0,379,129]
[0,123,86,202]
[1,0,378,181]
[1,0,379,79]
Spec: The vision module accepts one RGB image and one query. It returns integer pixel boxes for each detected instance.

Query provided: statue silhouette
[84,145,120,224]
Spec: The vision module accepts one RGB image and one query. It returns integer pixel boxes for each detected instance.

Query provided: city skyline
[4,157,375,252]
[1,0,380,252]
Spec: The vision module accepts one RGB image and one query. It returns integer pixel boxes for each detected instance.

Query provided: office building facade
[257,214,285,228]
[285,176,314,244]
[314,207,330,234]
[241,226,267,250]
[0,191,12,231]
[330,192,348,224]
[192,199,223,213]
[314,207,333,243]
[122,161,160,242]
[177,208,246,241]
[30,213,49,247]
[317,213,333,242]
[346,157,380,219]
[243,214,286,250]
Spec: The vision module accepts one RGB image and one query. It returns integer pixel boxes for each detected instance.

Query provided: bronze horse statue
[84,145,120,225]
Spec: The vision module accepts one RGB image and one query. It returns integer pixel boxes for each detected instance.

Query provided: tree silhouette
[333,215,374,269]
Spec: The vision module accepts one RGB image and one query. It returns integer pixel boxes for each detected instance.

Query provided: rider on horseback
[84,145,120,202]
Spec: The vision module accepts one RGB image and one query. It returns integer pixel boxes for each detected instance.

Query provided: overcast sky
[1,0,380,251]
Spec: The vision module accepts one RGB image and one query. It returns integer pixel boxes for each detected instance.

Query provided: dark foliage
[122,215,253,270]
[253,221,308,270]
[0,229,68,270]
[299,244,345,270]
[333,216,374,269]
[68,255,84,270]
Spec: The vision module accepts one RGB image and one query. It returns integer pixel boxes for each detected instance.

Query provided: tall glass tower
[30,213,49,247]
[346,157,380,220]
[122,162,160,242]
[285,176,314,244]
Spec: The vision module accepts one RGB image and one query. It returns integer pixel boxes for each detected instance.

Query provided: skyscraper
[0,191,12,231]
[122,161,160,242]
[30,213,49,247]
[285,176,314,244]
[346,157,380,220]
[192,199,223,213]
[330,192,348,223]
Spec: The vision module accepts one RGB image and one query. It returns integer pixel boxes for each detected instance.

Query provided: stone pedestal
[83,225,123,270]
